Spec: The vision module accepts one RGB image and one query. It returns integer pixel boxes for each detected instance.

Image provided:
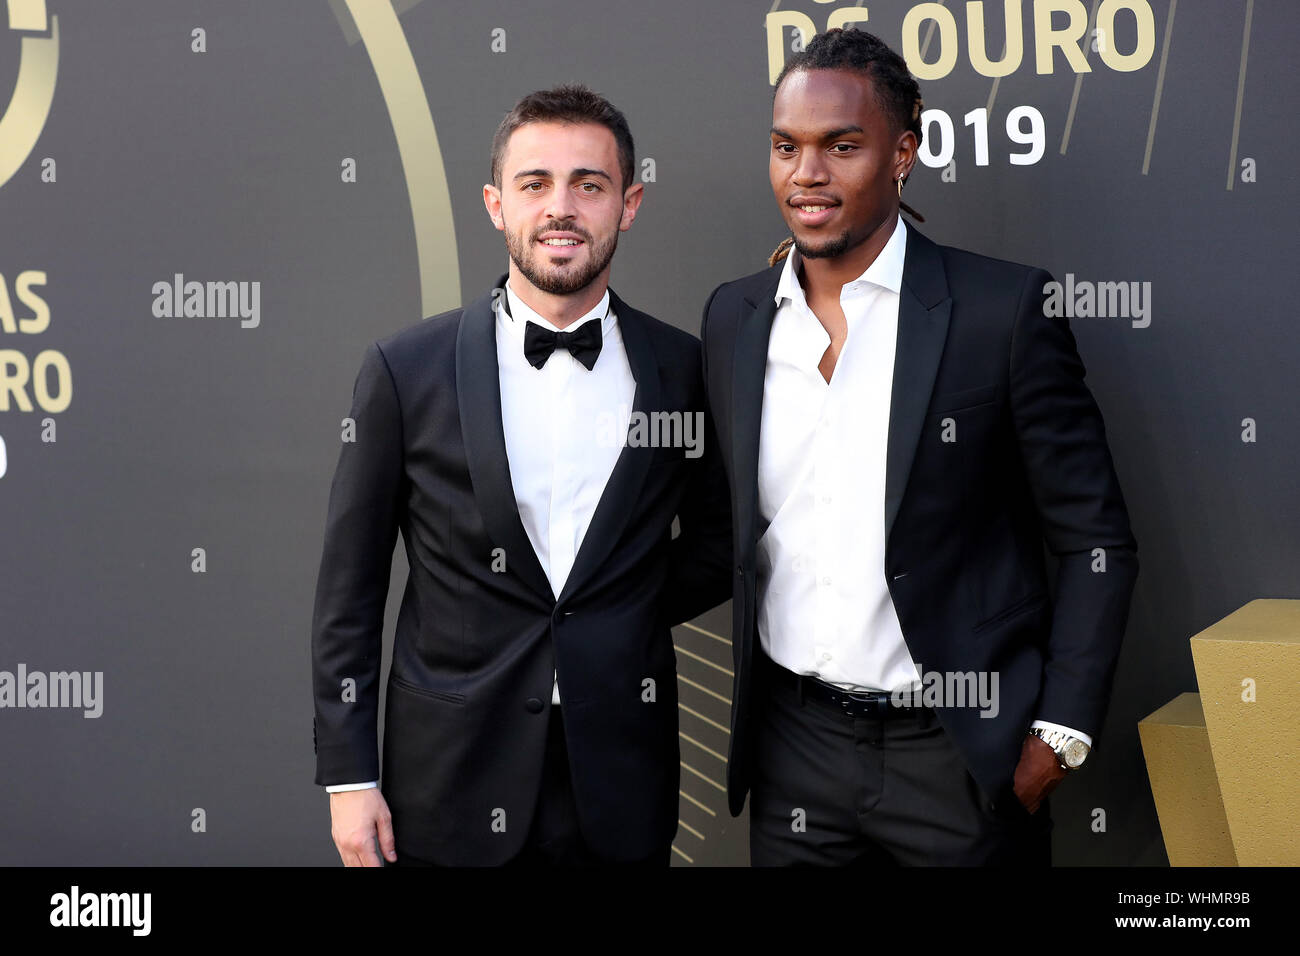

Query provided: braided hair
[769,27,925,266]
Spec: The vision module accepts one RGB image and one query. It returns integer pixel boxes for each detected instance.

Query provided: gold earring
[896,177,903,198]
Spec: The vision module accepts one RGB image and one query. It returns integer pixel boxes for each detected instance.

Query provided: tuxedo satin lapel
[557,289,660,606]
[456,277,553,603]
[733,270,782,563]
[885,224,952,543]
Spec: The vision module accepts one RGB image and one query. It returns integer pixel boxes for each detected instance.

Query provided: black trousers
[389,705,671,868]
[748,652,1052,866]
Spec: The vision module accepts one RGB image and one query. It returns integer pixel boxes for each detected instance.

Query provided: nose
[793,150,828,187]
[544,186,578,223]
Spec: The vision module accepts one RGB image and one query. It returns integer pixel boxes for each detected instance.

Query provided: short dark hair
[774,27,924,160]
[489,84,636,193]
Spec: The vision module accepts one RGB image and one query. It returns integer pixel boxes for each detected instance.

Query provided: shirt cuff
[1031,719,1092,749]
[325,781,378,792]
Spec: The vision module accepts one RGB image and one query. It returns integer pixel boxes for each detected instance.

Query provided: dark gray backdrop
[0,0,1295,866]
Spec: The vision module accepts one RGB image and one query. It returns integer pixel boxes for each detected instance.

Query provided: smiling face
[770,68,915,261]
[484,120,642,297]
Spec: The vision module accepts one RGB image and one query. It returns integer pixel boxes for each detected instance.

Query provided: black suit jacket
[701,220,1138,817]
[311,277,730,865]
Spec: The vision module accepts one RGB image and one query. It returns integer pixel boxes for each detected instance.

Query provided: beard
[504,219,619,296]
[793,228,852,260]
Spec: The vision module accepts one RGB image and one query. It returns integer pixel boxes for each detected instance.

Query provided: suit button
[525,697,544,713]
[736,565,744,577]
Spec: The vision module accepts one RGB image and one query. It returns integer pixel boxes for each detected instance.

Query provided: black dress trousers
[747,651,1053,867]
[387,705,672,868]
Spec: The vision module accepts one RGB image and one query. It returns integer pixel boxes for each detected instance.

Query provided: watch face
[1063,740,1089,768]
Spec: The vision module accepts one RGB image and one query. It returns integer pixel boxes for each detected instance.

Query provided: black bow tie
[523,319,603,370]
[497,288,606,370]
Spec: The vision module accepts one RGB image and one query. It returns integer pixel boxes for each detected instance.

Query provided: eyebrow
[770,125,865,140]
[512,167,613,182]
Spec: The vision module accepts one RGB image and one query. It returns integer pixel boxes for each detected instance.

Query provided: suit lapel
[733,266,783,564]
[885,222,952,543]
[557,288,660,605]
[455,276,553,603]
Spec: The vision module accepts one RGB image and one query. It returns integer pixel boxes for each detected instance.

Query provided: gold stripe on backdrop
[345,0,461,315]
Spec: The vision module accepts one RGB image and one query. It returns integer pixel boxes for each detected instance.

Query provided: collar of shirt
[497,279,616,346]
[773,214,908,310]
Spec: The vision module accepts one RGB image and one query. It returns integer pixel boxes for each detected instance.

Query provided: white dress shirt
[325,280,635,792]
[754,216,1092,750]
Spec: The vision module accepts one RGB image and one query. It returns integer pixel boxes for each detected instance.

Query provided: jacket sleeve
[664,286,733,626]
[1008,268,1138,746]
[310,342,406,785]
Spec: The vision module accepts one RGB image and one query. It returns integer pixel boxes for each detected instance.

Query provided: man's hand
[1012,733,1068,814]
[330,788,398,866]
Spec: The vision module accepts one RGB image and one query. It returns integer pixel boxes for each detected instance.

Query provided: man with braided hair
[700,28,1137,865]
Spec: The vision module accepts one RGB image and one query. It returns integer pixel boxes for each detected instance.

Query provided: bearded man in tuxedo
[312,84,730,867]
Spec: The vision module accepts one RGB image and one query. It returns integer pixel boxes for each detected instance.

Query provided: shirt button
[822,495,832,504]
[525,697,544,713]
[822,576,832,586]
[821,653,832,662]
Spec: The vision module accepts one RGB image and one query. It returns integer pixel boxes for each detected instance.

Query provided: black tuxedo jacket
[701,220,1138,817]
[311,277,730,865]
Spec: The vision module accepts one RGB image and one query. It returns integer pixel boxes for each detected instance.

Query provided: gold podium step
[1140,599,1300,866]
[1137,693,1236,866]
[1190,599,1300,866]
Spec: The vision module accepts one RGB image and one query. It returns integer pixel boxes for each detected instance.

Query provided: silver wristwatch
[1029,727,1090,770]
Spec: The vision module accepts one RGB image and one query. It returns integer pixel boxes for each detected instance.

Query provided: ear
[895,128,919,184]
[482,183,505,232]
[619,181,645,232]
